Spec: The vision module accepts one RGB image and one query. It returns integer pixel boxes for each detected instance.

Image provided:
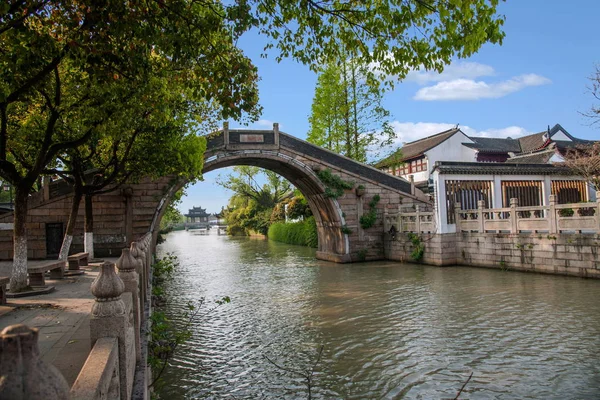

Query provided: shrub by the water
[268,216,318,248]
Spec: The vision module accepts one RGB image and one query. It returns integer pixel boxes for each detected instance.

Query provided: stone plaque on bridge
[240,134,265,143]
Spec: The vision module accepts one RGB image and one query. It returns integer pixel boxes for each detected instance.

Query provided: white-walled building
[375,123,592,193]
[376,124,596,233]
[431,162,594,233]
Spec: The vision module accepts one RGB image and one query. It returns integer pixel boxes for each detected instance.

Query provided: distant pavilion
[184,206,209,223]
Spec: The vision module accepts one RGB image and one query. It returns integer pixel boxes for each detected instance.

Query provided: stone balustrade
[1,232,155,400]
[386,197,600,235]
[384,205,436,234]
[455,196,600,234]
[70,338,120,400]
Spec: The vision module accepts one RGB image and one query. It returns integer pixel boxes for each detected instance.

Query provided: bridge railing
[455,196,600,234]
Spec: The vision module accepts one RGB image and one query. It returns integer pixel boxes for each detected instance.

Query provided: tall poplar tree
[307,59,394,162]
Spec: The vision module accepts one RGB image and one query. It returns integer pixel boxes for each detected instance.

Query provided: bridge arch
[201,149,350,262]
[148,124,426,263]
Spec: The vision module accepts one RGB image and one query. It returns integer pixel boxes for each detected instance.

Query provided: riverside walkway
[0,259,116,385]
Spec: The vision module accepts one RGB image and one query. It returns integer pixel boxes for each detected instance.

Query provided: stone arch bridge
[0,124,428,262]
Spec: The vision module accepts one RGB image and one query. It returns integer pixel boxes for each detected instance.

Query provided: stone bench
[68,252,89,270]
[28,261,65,287]
[0,276,9,304]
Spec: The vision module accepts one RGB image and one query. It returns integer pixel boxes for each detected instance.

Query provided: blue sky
[179,0,600,214]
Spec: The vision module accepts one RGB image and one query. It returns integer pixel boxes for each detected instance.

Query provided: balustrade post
[454,202,462,232]
[139,240,149,292]
[477,200,485,233]
[0,324,70,399]
[415,205,421,233]
[595,198,600,234]
[549,195,557,233]
[510,198,519,233]
[130,241,146,309]
[223,121,229,148]
[117,248,141,363]
[90,262,134,400]
[143,235,152,283]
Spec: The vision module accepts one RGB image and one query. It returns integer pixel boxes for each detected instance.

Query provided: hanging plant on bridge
[360,194,381,229]
[316,168,354,198]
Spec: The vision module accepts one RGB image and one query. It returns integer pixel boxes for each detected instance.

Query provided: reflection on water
[157,230,600,399]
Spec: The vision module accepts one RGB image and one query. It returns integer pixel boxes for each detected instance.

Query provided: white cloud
[414,74,551,101]
[253,119,282,129]
[470,126,533,138]
[405,62,495,84]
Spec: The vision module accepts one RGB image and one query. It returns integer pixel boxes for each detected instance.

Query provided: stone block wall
[324,176,418,262]
[385,232,457,266]
[384,231,600,278]
[457,232,600,278]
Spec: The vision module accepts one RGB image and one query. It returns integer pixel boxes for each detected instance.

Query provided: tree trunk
[58,188,83,260]
[10,187,29,292]
[351,64,359,160]
[342,61,351,158]
[84,194,94,259]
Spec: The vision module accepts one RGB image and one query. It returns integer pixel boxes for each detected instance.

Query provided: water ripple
[157,231,600,399]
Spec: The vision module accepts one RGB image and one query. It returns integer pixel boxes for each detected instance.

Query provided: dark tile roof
[518,131,548,153]
[463,137,522,153]
[375,128,460,168]
[508,148,555,164]
[432,161,575,175]
[375,123,596,170]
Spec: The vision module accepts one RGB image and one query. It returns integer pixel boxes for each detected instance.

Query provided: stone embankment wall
[0,177,171,259]
[386,232,600,278]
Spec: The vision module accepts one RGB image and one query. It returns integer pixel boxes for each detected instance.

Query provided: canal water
[157,230,600,399]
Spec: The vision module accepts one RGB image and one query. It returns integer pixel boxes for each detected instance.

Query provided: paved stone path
[0,258,117,386]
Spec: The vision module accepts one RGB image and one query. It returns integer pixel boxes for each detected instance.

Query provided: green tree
[286,195,312,220]
[307,65,345,154]
[308,59,394,162]
[1,0,505,291]
[0,1,258,291]
[217,167,292,210]
[218,167,293,235]
[50,75,211,260]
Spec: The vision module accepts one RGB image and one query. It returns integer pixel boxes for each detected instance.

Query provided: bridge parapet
[206,122,280,152]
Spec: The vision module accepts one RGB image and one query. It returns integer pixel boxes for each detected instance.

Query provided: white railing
[455,195,600,234]
[384,205,436,234]
[385,196,600,235]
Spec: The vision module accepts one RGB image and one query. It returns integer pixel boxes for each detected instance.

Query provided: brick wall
[0,177,171,260]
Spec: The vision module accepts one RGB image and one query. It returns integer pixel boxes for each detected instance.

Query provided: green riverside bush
[268,216,318,248]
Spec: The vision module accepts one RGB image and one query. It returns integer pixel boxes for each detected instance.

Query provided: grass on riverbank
[268,216,318,248]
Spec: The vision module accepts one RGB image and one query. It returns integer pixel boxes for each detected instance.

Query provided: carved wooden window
[501,181,542,207]
[445,180,493,223]
[551,180,588,204]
